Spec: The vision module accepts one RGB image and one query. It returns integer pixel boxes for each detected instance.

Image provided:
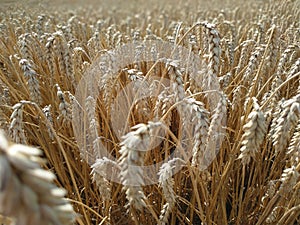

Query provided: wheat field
[0,0,300,224]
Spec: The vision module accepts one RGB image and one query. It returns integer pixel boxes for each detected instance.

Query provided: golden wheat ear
[0,130,76,225]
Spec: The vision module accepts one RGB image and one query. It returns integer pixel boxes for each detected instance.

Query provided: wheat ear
[118,122,161,215]
[286,121,300,167]
[91,157,120,201]
[165,60,185,103]
[271,94,300,155]
[42,105,54,140]
[154,87,174,128]
[158,158,185,225]
[19,59,42,105]
[184,98,210,169]
[9,102,26,144]
[204,92,227,166]
[238,97,267,165]
[0,130,76,225]
[201,22,221,108]
[55,84,71,122]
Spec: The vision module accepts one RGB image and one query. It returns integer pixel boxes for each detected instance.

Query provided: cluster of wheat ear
[0,0,300,224]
